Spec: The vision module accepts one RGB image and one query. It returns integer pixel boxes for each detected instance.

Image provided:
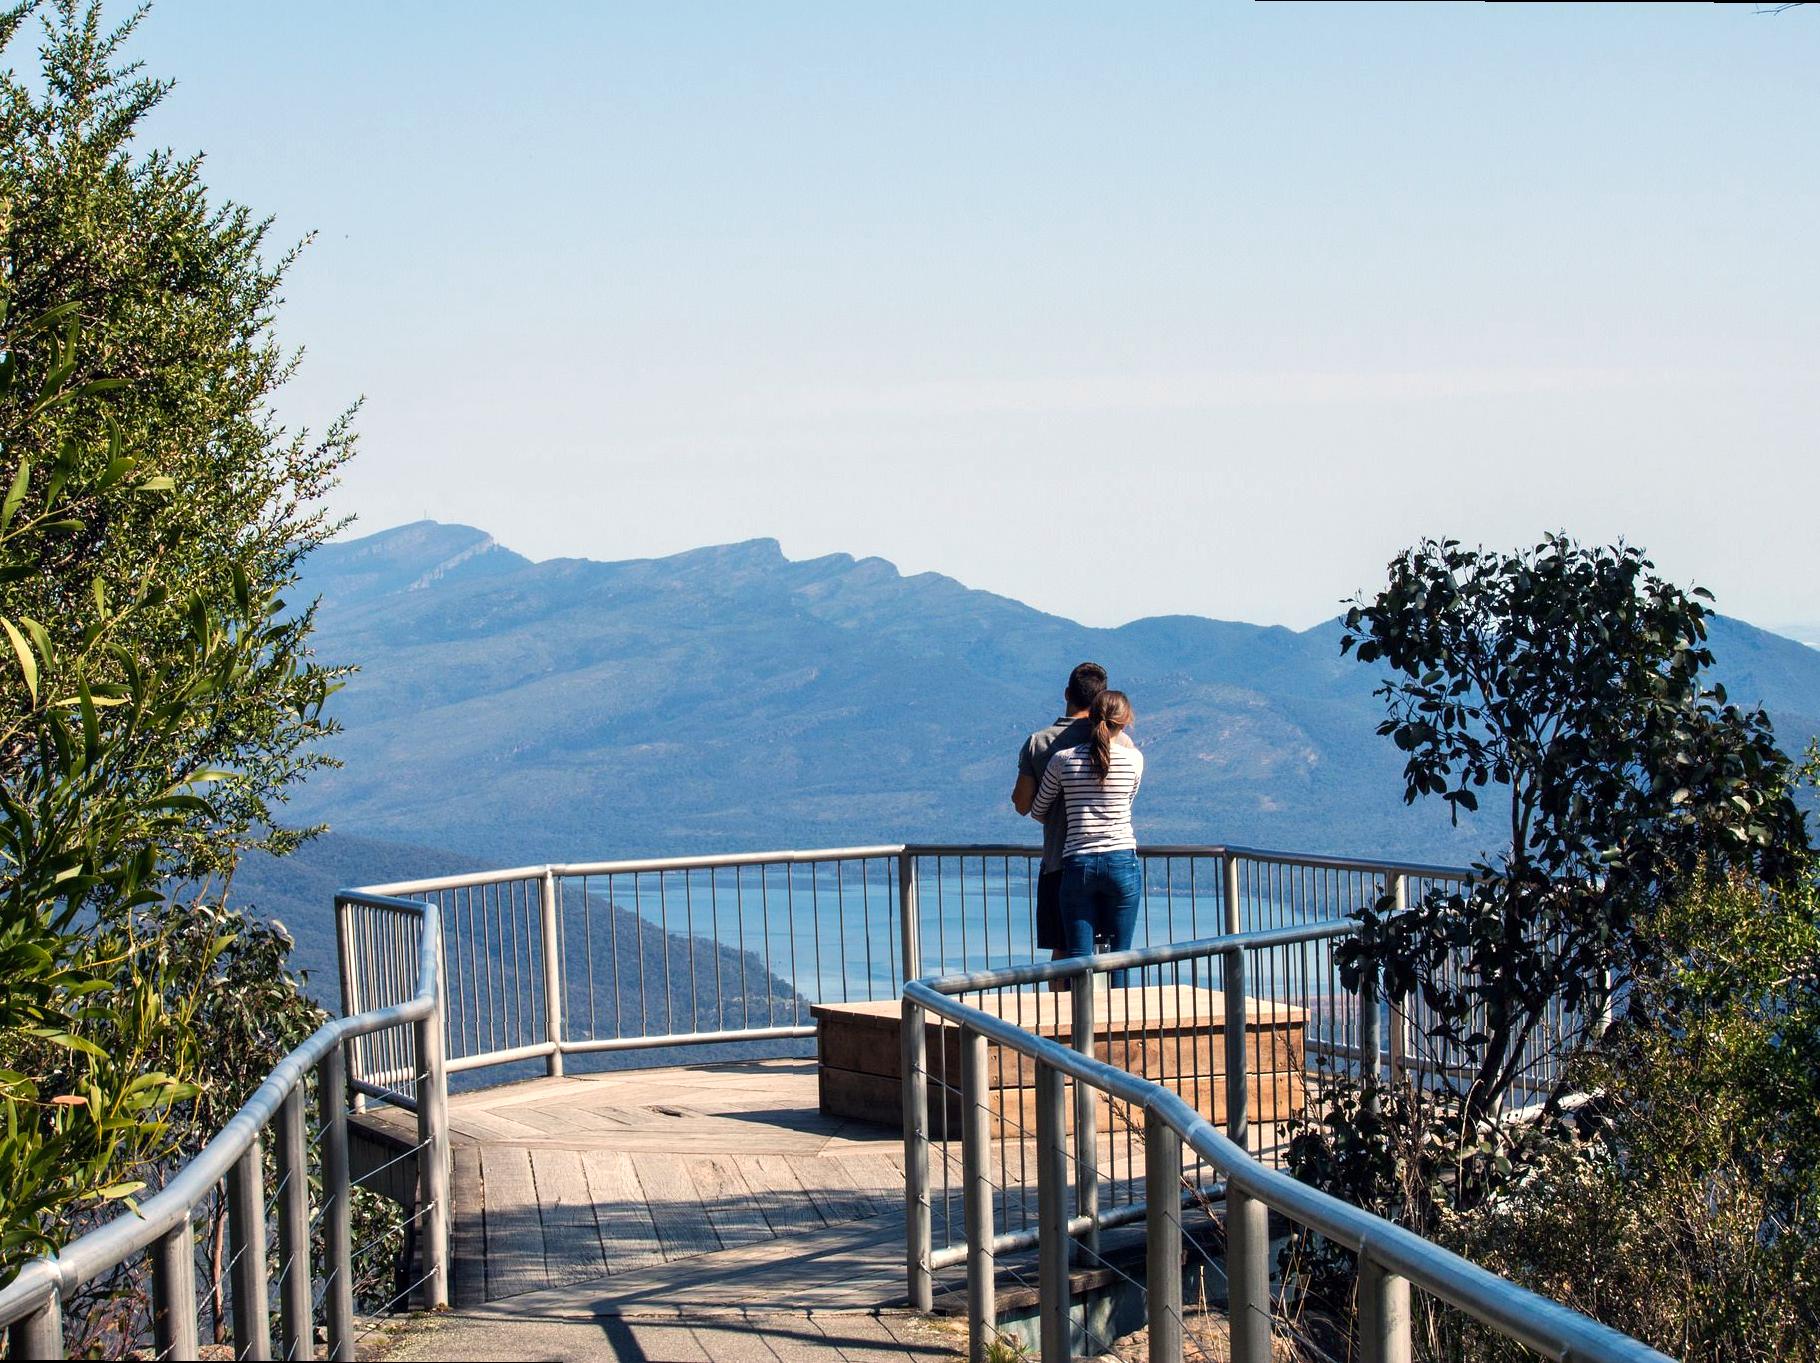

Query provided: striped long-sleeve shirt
[1030,740,1144,858]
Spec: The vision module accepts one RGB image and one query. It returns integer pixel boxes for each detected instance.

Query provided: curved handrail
[0,892,441,1336]
[904,936,1670,1363]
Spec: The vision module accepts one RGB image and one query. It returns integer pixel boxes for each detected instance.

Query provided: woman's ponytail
[1089,690,1133,781]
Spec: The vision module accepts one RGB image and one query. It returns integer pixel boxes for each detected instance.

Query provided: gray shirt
[1018,716,1093,872]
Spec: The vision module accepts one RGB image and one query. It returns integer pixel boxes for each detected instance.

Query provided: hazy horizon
[118,2,1818,630]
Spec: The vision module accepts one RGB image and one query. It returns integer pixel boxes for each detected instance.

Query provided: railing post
[277,1086,313,1360]
[318,1044,354,1361]
[1358,958,1382,1117]
[335,896,367,1113]
[1358,1251,1413,1363]
[902,995,934,1312]
[1222,852,1242,935]
[898,852,921,982]
[152,1218,198,1361]
[961,1025,995,1363]
[1145,1108,1184,1363]
[1384,874,1410,1091]
[1036,1061,1072,1363]
[228,1139,272,1361]
[540,869,564,1076]
[1070,977,1099,1263]
[416,981,452,1309]
[7,1293,63,1360]
[1224,945,1270,1363]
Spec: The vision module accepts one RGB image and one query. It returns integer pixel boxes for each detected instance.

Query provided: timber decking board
[531,1147,609,1287]
[632,1153,726,1260]
[687,1155,776,1251]
[481,1143,548,1301]
[580,1149,665,1274]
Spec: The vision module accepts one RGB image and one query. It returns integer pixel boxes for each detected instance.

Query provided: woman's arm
[1030,757,1064,820]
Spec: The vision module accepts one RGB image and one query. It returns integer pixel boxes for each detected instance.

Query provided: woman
[1029,690,1143,988]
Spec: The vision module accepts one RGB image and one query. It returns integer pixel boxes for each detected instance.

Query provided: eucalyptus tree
[0,0,356,880]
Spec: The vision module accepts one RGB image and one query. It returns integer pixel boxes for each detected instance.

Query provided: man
[1012,661,1108,963]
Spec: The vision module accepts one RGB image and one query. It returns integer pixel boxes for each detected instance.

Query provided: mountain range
[243,518,1820,988]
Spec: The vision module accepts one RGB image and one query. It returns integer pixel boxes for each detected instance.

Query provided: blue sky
[112,2,1819,628]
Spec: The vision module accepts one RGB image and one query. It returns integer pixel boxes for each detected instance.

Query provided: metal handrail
[902,932,1669,1363]
[339,841,1476,1087]
[0,892,450,1360]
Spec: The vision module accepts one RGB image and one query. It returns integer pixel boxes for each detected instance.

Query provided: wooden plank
[838,1152,910,1215]
[788,1154,871,1225]
[738,1153,830,1236]
[449,1140,486,1307]
[530,1147,608,1287]
[503,1104,636,1136]
[688,1155,777,1251]
[632,1153,724,1260]
[579,1148,665,1274]
[480,1143,547,1300]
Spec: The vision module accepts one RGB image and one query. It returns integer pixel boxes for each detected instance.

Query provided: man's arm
[1011,772,1038,815]
[1012,735,1039,814]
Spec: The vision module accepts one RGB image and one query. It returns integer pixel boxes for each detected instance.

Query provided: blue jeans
[1059,849,1142,988]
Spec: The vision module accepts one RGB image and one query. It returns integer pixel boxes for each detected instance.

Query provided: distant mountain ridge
[277,521,1820,881]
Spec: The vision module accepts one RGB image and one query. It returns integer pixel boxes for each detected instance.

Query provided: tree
[0,0,357,1286]
[1337,534,1806,1136]
[0,0,355,880]
[1280,536,1813,1354]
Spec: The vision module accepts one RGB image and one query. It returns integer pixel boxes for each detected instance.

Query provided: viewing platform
[0,843,1662,1363]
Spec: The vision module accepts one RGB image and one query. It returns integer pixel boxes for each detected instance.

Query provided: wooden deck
[354,1057,1201,1360]
[353,1059,922,1307]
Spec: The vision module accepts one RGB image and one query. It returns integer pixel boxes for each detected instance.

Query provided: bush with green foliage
[1282,535,1814,1356]
[1437,870,1820,1362]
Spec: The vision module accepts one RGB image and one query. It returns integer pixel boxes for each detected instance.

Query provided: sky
[102,1,1820,630]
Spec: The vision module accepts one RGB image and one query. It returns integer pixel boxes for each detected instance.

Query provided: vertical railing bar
[735,865,749,1030]
[1359,1252,1413,1363]
[786,863,801,1023]
[835,858,850,1003]
[1146,1107,1184,1363]
[630,871,647,1041]
[903,993,934,1311]
[896,851,919,985]
[711,866,724,1032]
[276,1086,311,1360]
[1072,972,1098,1257]
[660,869,676,1035]
[759,863,774,1023]
[320,1041,354,1359]
[683,870,698,1030]
[541,869,564,1075]
[1036,1060,1071,1363]
[607,872,622,1038]
[228,1138,272,1361]
[416,963,451,1310]
[583,874,597,1043]
[152,1214,200,1362]
[961,1024,995,1363]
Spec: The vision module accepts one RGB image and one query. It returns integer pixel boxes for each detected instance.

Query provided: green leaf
[1,457,29,533]
[1,616,38,705]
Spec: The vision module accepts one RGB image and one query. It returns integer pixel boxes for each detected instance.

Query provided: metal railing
[0,892,450,1361]
[903,933,1671,1363]
[341,844,1525,1092]
[0,839,1604,1358]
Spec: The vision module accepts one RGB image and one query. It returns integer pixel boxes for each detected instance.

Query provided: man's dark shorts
[1036,869,1063,950]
